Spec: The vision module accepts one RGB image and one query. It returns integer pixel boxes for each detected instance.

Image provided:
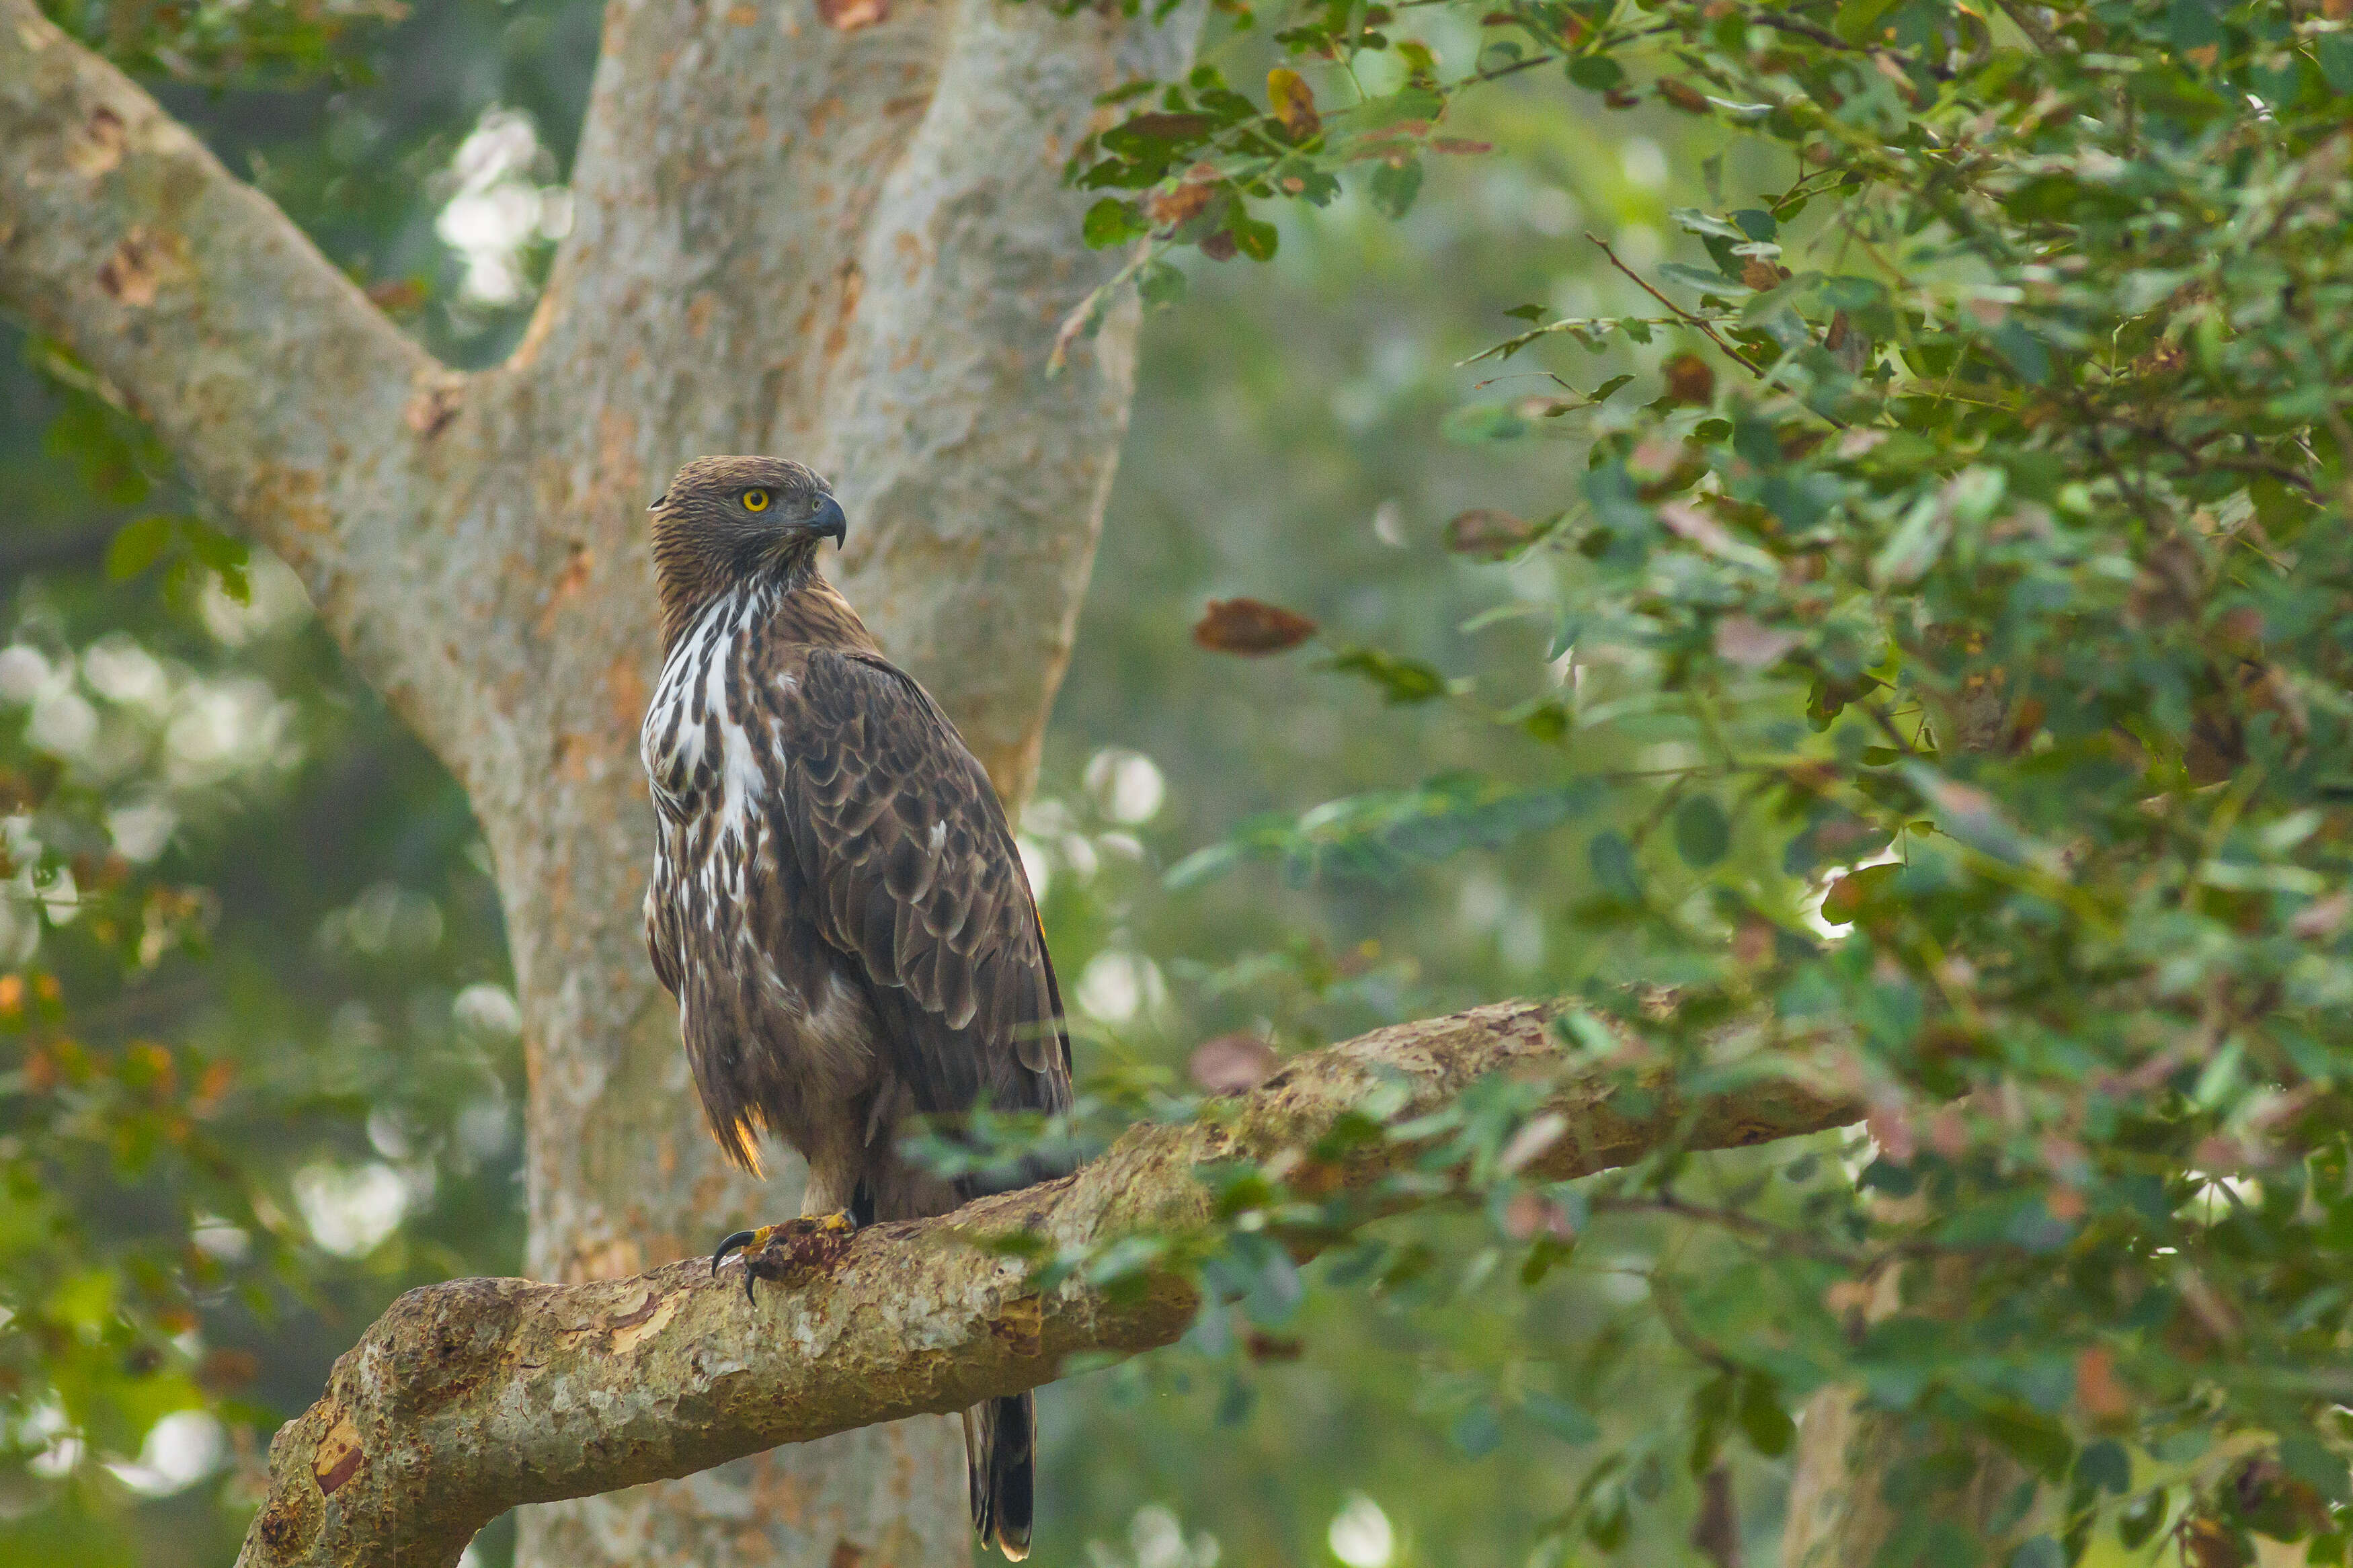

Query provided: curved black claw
[711,1214,858,1303]
[712,1227,767,1280]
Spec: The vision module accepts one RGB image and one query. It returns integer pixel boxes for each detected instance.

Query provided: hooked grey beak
[807,493,847,547]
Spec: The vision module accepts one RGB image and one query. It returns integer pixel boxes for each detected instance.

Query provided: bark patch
[405,381,463,438]
[97,226,184,307]
[988,1294,1043,1358]
[65,106,124,177]
[813,0,887,30]
[313,1410,365,1495]
[609,1288,683,1354]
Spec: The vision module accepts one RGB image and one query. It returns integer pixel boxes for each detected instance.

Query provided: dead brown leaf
[1662,352,1715,405]
[1657,79,1712,113]
[1192,598,1315,654]
[1444,508,1533,558]
[1267,67,1320,140]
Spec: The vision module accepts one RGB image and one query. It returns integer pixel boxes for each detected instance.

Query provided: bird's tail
[961,1393,1036,1561]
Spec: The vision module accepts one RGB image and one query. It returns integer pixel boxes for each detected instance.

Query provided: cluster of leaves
[38,0,399,85]
[2,335,526,1561]
[1047,0,2353,1561]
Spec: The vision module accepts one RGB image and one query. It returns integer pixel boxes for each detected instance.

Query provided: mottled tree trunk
[0,0,1189,1563]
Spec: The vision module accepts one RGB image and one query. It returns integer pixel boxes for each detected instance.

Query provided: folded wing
[762,647,1072,1132]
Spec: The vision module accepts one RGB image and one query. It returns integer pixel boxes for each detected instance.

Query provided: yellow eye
[742,488,771,513]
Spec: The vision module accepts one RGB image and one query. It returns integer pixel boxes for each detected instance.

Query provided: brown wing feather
[762,647,1071,1121]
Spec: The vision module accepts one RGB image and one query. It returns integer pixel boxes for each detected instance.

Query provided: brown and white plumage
[640,455,1068,1558]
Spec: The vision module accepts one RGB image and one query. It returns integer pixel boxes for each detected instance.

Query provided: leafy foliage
[1051,0,2353,1561]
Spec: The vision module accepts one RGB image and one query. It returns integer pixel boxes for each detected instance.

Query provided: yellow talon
[711,1214,860,1302]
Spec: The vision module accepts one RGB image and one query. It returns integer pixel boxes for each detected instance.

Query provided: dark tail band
[963,1392,1036,1560]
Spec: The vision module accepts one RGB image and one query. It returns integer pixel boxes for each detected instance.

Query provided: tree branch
[235,999,1858,1568]
[0,0,485,760]
[824,0,1199,800]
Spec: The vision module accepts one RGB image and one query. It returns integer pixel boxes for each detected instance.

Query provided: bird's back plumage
[640,456,1066,1559]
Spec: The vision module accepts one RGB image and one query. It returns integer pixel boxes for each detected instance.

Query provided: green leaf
[1443,402,1534,444]
[1453,1403,1503,1457]
[1369,157,1424,220]
[1164,841,1244,889]
[1587,829,1640,903]
[2319,34,2353,95]
[1670,208,1746,241]
[1870,496,1952,589]
[2282,1432,2351,1503]
[1671,796,1730,868]
[1231,214,1279,261]
[1322,647,1453,704]
[2008,1538,2062,1568]
[1566,55,1622,90]
[1737,1372,1793,1456]
[1082,198,1146,248]
[1986,319,2051,384]
[1523,1391,1601,1444]
[104,516,175,581]
[2074,1440,2129,1495]
[2117,1489,2168,1550]
[1834,0,1900,44]
[1137,259,1187,308]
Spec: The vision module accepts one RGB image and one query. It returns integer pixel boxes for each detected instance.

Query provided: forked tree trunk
[0,0,1191,1562]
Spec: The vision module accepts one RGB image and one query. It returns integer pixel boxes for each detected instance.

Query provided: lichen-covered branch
[236,1000,1858,1568]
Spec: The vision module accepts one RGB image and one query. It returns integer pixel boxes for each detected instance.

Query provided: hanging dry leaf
[1193,598,1316,654]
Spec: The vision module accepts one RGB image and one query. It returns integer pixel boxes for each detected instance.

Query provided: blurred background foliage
[12,0,2352,1565]
[1,0,1746,1563]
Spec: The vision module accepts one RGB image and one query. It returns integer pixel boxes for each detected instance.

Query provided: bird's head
[648,456,846,632]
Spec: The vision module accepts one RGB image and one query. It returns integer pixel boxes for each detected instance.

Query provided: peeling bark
[230,1000,1860,1568]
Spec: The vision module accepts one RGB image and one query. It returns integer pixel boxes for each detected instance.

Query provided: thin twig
[1587,232,1767,381]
